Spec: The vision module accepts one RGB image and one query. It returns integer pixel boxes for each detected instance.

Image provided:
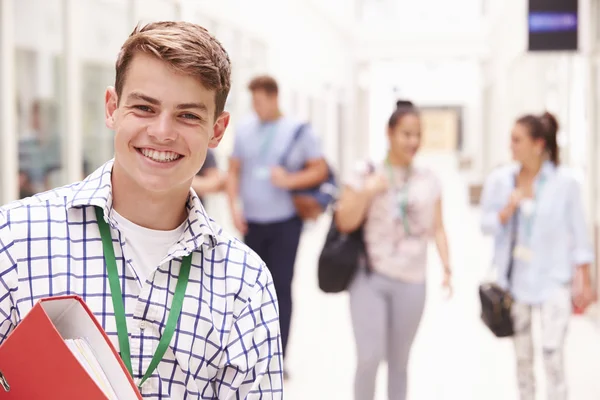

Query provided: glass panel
[0,3,5,202]
[80,0,130,174]
[82,63,115,174]
[15,0,64,198]
[135,0,176,25]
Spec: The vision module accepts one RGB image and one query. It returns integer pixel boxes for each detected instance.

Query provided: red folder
[0,295,142,399]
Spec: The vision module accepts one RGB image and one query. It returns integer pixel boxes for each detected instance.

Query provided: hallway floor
[277,153,600,400]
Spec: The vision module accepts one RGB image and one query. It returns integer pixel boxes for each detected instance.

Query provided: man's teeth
[140,149,182,162]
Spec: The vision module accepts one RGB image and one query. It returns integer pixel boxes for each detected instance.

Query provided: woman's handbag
[317,163,374,293]
[479,185,519,338]
[317,219,368,293]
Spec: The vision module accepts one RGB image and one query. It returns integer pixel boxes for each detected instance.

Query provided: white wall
[366,60,483,168]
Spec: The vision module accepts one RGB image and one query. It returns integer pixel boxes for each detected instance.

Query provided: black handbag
[479,183,519,338]
[317,219,368,293]
[317,163,374,293]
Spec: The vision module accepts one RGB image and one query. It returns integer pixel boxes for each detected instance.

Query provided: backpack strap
[279,123,308,166]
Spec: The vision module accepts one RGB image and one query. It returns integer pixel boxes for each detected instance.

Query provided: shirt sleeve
[0,210,18,344]
[197,150,218,176]
[214,266,283,399]
[343,160,372,192]
[480,169,508,236]
[296,123,323,162]
[566,175,595,266]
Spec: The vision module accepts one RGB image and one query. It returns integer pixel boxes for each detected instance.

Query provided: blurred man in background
[227,75,328,377]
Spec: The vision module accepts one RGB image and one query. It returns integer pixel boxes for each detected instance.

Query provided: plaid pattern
[0,159,283,399]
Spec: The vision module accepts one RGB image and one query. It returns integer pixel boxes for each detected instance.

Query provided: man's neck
[111,163,189,231]
[261,109,282,123]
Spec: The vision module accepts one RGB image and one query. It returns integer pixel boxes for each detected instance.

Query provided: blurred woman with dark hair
[480,112,595,400]
[335,100,452,400]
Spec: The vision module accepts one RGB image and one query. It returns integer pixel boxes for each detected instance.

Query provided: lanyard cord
[95,207,192,388]
[385,160,411,235]
[257,124,277,159]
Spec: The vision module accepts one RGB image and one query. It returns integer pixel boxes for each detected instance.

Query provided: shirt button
[139,321,147,330]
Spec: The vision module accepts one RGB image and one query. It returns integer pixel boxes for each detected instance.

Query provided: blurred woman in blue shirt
[480,111,595,400]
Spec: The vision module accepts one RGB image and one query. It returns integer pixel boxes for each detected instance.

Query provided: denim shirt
[480,161,594,304]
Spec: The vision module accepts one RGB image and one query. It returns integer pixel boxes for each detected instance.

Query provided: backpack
[279,123,337,220]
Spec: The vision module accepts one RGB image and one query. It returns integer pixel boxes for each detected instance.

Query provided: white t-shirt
[112,211,186,283]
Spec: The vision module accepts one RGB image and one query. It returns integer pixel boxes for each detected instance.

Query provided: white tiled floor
[275,153,600,400]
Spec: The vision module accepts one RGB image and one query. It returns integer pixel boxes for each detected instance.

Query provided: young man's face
[105,52,229,194]
[251,89,278,121]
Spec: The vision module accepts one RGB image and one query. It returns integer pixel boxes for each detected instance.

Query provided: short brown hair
[248,75,279,95]
[115,21,231,117]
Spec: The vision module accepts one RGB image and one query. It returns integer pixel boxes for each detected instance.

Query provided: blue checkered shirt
[0,160,283,399]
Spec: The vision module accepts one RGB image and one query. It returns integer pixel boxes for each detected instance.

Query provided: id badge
[253,166,270,180]
[513,245,533,262]
[520,198,535,217]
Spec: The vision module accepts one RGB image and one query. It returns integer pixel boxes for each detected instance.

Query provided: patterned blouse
[345,160,441,282]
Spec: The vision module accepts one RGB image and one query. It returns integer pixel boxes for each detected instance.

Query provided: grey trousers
[349,270,426,400]
[512,285,571,400]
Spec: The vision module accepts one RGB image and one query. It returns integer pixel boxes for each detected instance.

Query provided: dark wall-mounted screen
[528,0,578,52]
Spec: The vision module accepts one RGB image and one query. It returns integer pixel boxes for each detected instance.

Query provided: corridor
[282,153,600,400]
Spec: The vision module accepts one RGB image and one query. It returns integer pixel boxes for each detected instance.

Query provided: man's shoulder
[279,116,307,134]
[235,115,261,136]
[1,182,82,221]
[208,222,270,289]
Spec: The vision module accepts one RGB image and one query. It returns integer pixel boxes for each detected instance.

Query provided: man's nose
[148,112,177,142]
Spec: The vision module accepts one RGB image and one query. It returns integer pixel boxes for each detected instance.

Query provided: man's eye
[181,113,200,120]
[135,105,152,112]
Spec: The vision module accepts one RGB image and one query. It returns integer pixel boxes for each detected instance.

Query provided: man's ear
[208,111,230,148]
[105,86,118,130]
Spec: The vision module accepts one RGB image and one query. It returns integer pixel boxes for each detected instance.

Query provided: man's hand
[232,209,248,236]
[271,166,291,189]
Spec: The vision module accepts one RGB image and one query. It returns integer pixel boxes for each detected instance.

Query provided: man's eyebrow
[126,91,208,113]
[176,102,208,112]
[127,92,160,105]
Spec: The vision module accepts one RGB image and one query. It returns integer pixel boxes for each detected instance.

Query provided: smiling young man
[0,22,282,399]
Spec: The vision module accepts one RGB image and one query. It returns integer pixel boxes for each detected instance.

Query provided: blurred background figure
[227,75,328,378]
[192,148,227,207]
[480,112,595,400]
[335,101,452,400]
[17,100,61,196]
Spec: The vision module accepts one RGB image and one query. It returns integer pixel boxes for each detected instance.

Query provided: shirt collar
[539,160,556,179]
[511,160,557,179]
[67,159,219,255]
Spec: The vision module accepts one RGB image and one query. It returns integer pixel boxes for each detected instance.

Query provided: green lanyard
[385,161,411,235]
[257,124,277,158]
[523,175,547,239]
[94,207,191,388]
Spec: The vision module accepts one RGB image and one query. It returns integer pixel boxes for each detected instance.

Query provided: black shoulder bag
[317,163,374,293]
[478,176,519,338]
